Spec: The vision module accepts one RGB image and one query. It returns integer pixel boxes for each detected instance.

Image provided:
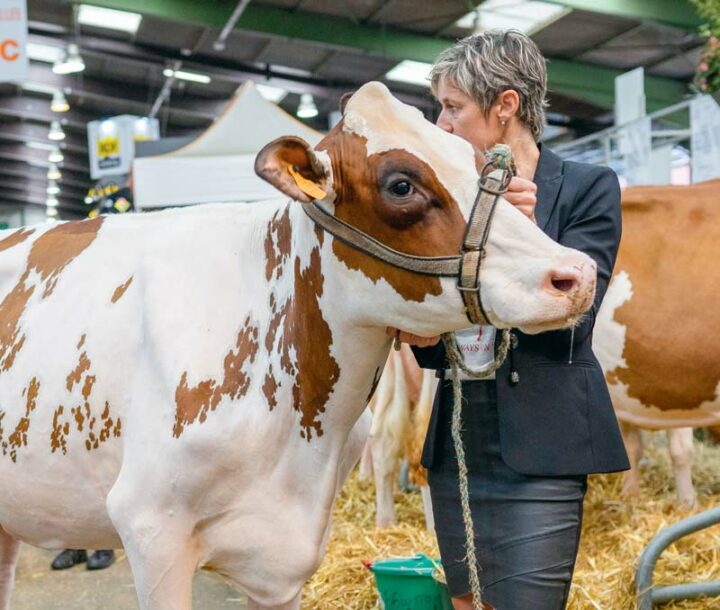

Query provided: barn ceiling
[0,0,704,220]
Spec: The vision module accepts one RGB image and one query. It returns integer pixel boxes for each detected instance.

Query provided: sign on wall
[0,0,28,83]
[88,115,159,179]
[690,95,720,184]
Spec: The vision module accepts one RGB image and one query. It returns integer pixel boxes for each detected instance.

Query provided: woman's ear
[497,89,521,123]
[255,136,330,203]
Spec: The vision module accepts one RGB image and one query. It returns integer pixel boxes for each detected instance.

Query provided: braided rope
[441,329,510,610]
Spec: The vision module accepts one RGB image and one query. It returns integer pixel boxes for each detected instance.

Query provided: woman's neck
[500,125,540,181]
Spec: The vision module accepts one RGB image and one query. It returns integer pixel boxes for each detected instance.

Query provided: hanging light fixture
[52,44,85,75]
[50,90,69,112]
[46,181,61,196]
[47,164,62,181]
[48,147,64,163]
[48,120,65,141]
[296,93,318,119]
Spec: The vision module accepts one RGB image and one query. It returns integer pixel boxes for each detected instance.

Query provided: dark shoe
[87,549,115,570]
[51,549,87,570]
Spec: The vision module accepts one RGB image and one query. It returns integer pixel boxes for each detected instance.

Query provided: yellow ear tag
[288,166,327,200]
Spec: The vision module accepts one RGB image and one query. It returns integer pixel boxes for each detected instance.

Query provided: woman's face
[435,77,504,153]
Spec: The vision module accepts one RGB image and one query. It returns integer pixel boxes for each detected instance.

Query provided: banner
[0,0,28,83]
[690,95,720,184]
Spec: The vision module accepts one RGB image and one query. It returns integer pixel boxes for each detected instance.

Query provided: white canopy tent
[133,82,323,209]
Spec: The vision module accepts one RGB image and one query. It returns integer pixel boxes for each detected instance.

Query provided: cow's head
[256,82,595,336]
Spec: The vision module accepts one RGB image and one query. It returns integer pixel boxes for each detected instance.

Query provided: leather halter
[301,165,511,325]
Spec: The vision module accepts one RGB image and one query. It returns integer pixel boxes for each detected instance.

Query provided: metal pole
[213,0,253,51]
[637,505,720,610]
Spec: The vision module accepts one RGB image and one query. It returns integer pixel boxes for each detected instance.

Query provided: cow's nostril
[551,278,576,292]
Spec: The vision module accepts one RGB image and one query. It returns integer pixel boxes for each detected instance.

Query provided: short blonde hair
[430,30,548,141]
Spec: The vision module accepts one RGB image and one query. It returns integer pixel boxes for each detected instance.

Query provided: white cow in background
[0,82,596,610]
[359,344,437,529]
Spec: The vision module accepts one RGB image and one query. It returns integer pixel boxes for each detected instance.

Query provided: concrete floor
[10,544,247,609]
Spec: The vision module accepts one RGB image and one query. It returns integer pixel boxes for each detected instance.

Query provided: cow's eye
[389,180,413,197]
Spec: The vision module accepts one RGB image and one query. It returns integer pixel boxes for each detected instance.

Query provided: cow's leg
[107,483,200,610]
[247,592,301,610]
[668,427,697,508]
[420,485,435,533]
[358,438,374,481]
[372,438,398,528]
[0,526,20,610]
[619,420,644,497]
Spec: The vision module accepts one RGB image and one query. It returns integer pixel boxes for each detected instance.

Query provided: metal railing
[636,506,720,609]
[551,97,698,175]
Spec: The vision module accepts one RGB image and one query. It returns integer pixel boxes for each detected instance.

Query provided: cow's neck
[263,200,390,447]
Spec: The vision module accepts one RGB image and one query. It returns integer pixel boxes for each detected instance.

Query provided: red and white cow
[594,179,720,507]
[359,344,437,529]
[0,82,596,610]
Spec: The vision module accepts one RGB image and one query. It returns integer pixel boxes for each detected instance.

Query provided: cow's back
[594,179,720,428]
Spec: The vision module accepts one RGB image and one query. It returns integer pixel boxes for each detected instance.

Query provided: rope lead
[441,328,511,609]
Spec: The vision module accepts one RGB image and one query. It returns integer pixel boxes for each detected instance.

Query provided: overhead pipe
[213,0,253,51]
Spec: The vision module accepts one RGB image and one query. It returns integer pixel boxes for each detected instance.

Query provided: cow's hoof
[87,549,116,570]
[676,495,698,512]
[51,548,88,570]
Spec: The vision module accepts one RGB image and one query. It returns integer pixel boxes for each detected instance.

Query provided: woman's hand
[503,176,537,223]
[385,327,441,347]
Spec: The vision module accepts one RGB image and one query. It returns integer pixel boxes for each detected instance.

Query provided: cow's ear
[255,136,329,203]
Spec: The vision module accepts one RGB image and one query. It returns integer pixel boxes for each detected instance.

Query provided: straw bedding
[303,433,720,609]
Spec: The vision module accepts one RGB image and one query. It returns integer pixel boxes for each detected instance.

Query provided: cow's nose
[547,265,583,293]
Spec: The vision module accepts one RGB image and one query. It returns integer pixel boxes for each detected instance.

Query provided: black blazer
[414,146,630,476]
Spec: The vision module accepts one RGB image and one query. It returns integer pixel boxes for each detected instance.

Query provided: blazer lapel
[533,146,564,233]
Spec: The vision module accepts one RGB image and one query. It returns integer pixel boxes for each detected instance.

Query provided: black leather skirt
[428,380,587,609]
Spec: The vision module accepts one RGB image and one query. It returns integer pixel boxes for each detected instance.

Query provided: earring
[500,119,507,126]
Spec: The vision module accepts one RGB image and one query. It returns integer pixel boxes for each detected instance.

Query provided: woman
[389,30,629,610]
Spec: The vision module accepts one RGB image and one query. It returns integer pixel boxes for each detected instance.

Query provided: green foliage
[690,0,720,93]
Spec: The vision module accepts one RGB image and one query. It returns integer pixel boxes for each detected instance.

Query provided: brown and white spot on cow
[0,218,104,375]
[262,367,278,411]
[0,280,35,372]
[111,276,133,303]
[602,184,720,414]
[50,406,69,454]
[49,336,122,454]
[173,316,260,437]
[0,228,35,253]
[264,205,292,282]
[286,247,340,441]
[66,337,91,392]
[316,128,465,303]
[0,377,40,462]
[28,217,104,299]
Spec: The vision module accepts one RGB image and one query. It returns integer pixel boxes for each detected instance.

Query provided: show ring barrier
[636,505,720,609]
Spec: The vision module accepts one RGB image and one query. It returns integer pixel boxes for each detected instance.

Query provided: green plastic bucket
[368,553,453,610]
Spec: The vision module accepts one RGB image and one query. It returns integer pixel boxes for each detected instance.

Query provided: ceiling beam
[0,122,88,153]
[0,95,95,132]
[23,61,228,121]
[546,58,689,113]
[0,161,90,189]
[81,0,691,111]
[0,142,89,171]
[0,189,88,213]
[0,176,86,199]
[542,1,702,31]
[31,27,434,112]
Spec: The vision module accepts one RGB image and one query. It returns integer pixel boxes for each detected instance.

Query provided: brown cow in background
[594,179,720,507]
